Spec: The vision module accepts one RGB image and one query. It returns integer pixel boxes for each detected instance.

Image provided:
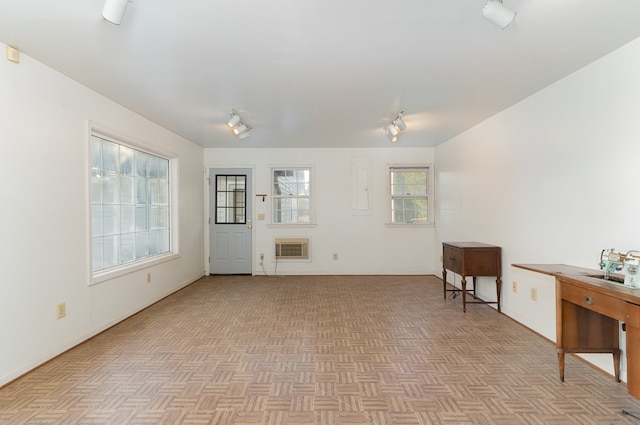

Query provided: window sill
[267,223,317,228]
[90,252,181,285]
[385,222,434,228]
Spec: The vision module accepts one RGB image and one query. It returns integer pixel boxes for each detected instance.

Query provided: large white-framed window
[90,131,175,279]
[271,167,312,225]
[389,165,432,225]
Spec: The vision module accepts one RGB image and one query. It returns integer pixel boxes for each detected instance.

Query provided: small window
[390,166,431,224]
[91,134,171,274]
[215,175,246,224]
[272,167,311,224]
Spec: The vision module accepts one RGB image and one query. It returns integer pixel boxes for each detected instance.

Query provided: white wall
[435,37,640,381]
[0,43,205,386]
[204,147,435,275]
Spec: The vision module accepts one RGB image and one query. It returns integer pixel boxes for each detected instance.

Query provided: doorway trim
[205,165,256,275]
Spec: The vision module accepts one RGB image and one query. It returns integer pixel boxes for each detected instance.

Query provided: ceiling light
[233,124,248,135]
[386,124,399,137]
[227,113,241,127]
[483,0,516,29]
[383,110,406,143]
[226,109,251,140]
[102,0,132,25]
[384,126,399,142]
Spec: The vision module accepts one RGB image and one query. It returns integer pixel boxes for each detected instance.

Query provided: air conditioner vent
[275,238,309,260]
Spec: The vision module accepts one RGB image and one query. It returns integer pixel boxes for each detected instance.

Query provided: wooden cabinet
[442,242,502,312]
[513,263,640,399]
[556,276,621,384]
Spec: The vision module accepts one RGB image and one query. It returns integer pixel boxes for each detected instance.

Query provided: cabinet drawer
[443,245,462,273]
[561,281,626,321]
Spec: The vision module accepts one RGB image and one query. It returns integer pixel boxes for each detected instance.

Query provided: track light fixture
[233,124,248,135]
[102,0,133,25]
[385,128,398,143]
[383,110,406,143]
[482,0,516,29]
[227,112,241,128]
[394,116,407,132]
[227,109,251,140]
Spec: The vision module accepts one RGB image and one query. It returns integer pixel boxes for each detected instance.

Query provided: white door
[210,168,252,274]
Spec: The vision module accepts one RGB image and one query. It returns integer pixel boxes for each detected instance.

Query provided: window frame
[214,174,247,225]
[387,164,433,226]
[89,125,180,285]
[270,165,315,226]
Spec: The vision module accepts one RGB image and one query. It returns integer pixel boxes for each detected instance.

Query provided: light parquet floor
[2,275,640,424]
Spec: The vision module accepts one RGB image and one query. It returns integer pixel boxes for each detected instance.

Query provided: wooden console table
[442,242,502,312]
[513,263,640,399]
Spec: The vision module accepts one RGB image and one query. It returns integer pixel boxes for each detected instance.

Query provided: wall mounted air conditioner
[274,238,309,260]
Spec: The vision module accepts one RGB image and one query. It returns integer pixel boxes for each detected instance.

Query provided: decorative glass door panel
[216,175,246,224]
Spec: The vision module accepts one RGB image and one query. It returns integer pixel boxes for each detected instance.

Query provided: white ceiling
[1,1,640,149]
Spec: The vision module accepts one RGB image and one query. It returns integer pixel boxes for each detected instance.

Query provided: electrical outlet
[260,253,264,265]
[57,302,66,319]
[332,253,338,260]
[531,288,537,301]
[512,281,517,293]
[146,273,151,283]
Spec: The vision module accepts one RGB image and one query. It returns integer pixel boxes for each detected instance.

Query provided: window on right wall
[389,166,432,225]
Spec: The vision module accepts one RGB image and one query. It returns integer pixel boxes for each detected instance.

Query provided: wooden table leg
[557,349,565,382]
[442,269,447,300]
[461,276,467,313]
[496,276,502,312]
[613,351,621,382]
